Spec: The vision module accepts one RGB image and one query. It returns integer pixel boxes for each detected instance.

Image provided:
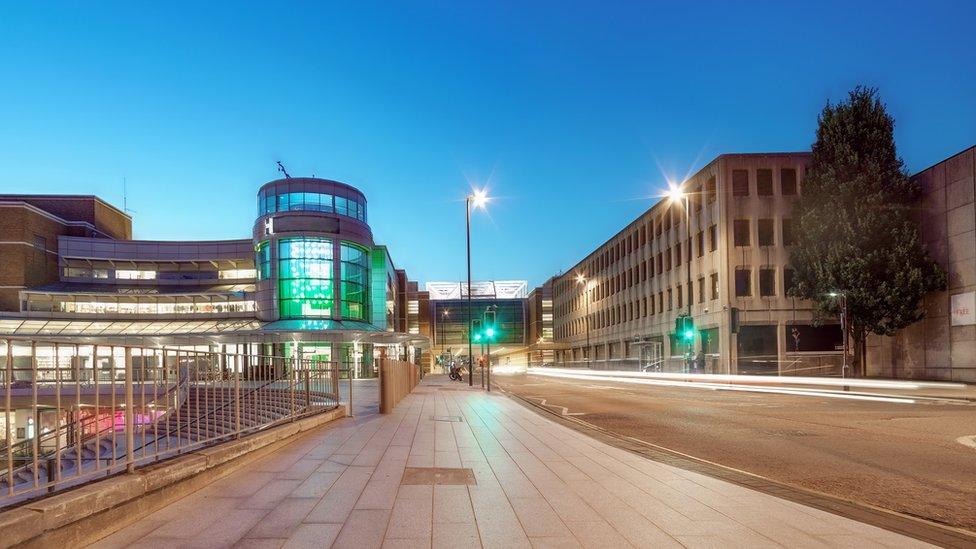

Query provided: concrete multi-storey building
[552,147,976,382]
[552,152,842,375]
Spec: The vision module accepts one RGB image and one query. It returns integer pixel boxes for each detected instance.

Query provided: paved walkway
[90,376,928,548]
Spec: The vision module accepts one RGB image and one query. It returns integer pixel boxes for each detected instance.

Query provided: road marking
[527,396,586,416]
[957,435,976,450]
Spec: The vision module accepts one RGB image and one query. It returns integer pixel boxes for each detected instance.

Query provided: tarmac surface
[493,372,976,533]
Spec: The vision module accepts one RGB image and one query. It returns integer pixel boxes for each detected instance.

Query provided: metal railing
[0,338,340,508]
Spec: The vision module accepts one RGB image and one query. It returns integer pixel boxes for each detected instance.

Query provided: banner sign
[951,291,976,326]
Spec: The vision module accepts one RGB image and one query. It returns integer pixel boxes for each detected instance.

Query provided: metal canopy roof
[0,317,428,347]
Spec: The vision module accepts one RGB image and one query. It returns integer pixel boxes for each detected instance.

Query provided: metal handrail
[1,339,342,507]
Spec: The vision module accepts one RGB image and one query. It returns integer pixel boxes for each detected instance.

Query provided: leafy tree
[788,87,946,376]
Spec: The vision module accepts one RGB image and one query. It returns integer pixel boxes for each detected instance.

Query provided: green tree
[788,86,946,376]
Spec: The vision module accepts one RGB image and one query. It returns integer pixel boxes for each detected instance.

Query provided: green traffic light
[473,333,482,342]
[485,327,496,338]
[683,329,694,340]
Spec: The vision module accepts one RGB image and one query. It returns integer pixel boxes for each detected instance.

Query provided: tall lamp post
[576,274,591,367]
[465,189,489,387]
[668,184,694,360]
[829,291,849,382]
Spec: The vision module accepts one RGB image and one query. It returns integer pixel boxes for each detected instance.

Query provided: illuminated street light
[465,187,490,387]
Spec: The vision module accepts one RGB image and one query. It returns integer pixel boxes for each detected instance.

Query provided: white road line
[528,396,586,416]
[957,435,976,450]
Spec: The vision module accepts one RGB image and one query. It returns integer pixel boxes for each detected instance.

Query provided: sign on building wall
[950,291,976,326]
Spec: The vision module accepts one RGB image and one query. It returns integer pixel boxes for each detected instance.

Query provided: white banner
[950,291,976,326]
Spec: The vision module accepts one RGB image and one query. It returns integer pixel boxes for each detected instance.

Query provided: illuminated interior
[340,243,369,321]
[278,237,334,318]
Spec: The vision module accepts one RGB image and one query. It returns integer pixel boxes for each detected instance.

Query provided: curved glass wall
[278,238,333,318]
[258,190,366,222]
[340,243,369,320]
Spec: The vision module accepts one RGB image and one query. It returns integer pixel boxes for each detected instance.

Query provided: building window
[782,218,794,246]
[676,286,683,309]
[711,273,719,300]
[220,268,257,280]
[665,250,672,271]
[698,277,705,303]
[781,168,797,195]
[709,225,717,252]
[256,241,271,280]
[784,268,796,295]
[733,220,750,247]
[278,237,334,318]
[340,243,369,320]
[757,169,773,196]
[759,268,775,297]
[706,176,717,203]
[735,269,752,297]
[658,292,664,313]
[758,219,774,246]
[667,289,673,310]
[696,231,704,257]
[116,270,156,280]
[732,170,749,197]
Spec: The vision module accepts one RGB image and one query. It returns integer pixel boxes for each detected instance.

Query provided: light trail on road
[525,368,920,403]
[526,367,965,391]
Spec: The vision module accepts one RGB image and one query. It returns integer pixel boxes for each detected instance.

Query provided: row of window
[556,225,719,318]
[732,218,794,247]
[26,300,255,315]
[553,166,803,301]
[64,268,256,281]
[258,191,367,222]
[557,267,798,338]
[731,168,799,197]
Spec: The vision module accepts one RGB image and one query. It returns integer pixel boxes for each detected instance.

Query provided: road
[493,372,976,532]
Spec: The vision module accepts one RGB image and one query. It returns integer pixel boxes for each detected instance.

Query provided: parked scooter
[448,361,466,382]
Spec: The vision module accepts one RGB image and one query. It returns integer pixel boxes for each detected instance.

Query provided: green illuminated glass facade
[278,238,334,318]
[340,243,369,320]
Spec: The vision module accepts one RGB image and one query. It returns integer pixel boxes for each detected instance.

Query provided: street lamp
[465,188,489,387]
[576,274,592,367]
[829,291,850,381]
[668,183,694,360]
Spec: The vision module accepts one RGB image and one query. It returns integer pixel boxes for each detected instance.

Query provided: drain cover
[401,467,477,486]
[430,415,464,422]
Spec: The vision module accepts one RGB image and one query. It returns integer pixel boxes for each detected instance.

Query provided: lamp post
[668,184,693,360]
[576,274,591,367]
[829,291,849,383]
[465,189,488,387]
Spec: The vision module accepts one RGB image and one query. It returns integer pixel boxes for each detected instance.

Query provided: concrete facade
[552,153,842,375]
[869,146,976,382]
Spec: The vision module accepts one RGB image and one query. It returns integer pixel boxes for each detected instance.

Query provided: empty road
[494,372,976,532]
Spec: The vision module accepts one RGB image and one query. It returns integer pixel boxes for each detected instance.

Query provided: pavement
[89,375,933,548]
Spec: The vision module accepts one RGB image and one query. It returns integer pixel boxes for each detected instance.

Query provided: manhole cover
[401,467,477,486]
[430,415,464,422]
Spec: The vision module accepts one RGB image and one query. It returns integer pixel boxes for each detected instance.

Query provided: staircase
[0,382,321,494]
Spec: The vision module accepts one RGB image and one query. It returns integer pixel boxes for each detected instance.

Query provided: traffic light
[675,315,695,343]
[472,319,482,342]
[485,327,496,339]
[483,309,496,328]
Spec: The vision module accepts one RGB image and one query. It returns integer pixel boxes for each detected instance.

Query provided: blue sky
[1,1,974,288]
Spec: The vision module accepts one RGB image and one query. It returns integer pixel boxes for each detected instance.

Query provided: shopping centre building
[550,146,976,382]
[0,177,430,375]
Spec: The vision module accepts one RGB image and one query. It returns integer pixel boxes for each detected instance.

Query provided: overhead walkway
[89,377,929,548]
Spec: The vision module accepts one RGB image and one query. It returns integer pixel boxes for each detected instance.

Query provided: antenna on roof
[276,161,291,179]
[122,177,136,214]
